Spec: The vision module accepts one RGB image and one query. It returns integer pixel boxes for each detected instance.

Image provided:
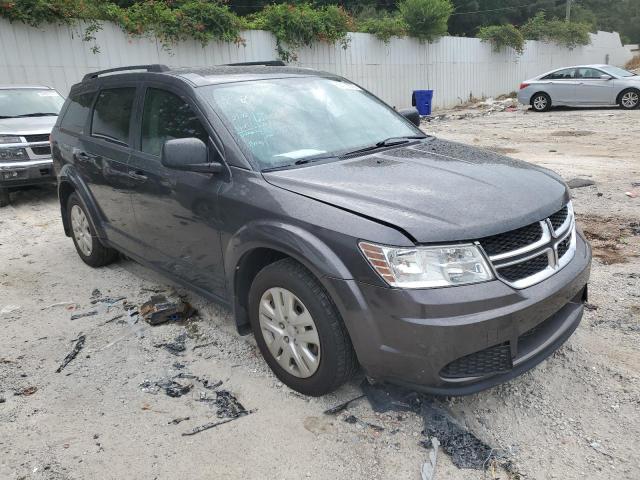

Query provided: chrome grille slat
[478,202,576,289]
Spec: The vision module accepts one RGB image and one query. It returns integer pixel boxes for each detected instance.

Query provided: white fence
[0,19,632,109]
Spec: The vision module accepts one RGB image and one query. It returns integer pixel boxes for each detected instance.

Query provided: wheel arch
[529,90,551,105]
[57,165,106,240]
[225,221,353,334]
[616,87,640,106]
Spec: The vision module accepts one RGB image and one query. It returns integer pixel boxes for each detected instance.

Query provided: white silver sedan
[517,64,640,112]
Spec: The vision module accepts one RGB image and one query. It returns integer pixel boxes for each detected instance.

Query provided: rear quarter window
[59,92,95,135]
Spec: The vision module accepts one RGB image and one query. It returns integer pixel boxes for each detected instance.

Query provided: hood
[0,115,57,135]
[263,138,569,243]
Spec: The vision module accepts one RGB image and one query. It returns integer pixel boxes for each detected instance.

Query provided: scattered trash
[91,296,126,305]
[91,289,101,298]
[55,334,86,373]
[70,310,98,321]
[41,301,77,310]
[141,379,193,398]
[140,295,195,325]
[181,417,243,436]
[625,191,638,198]
[323,393,366,415]
[566,178,596,189]
[343,414,384,432]
[584,303,598,311]
[185,389,254,436]
[154,332,187,355]
[102,314,124,325]
[168,416,190,425]
[0,396,5,403]
[192,340,217,351]
[421,437,440,480]
[1,304,21,315]
[361,380,423,413]
[14,386,38,396]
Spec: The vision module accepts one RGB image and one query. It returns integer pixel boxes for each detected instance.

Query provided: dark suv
[51,64,591,396]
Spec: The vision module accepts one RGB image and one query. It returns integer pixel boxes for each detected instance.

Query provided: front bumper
[0,159,55,187]
[325,231,591,395]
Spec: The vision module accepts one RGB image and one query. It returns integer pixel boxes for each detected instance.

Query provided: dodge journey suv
[51,64,592,396]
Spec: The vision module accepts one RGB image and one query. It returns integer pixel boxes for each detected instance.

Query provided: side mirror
[398,107,421,127]
[161,138,223,174]
[599,74,612,80]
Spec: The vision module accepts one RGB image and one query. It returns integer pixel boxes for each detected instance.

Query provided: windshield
[0,89,65,118]
[600,66,636,77]
[202,77,422,170]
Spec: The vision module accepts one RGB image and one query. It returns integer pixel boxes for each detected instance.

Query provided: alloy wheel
[533,95,547,111]
[70,204,93,256]
[258,287,321,378]
[621,91,639,108]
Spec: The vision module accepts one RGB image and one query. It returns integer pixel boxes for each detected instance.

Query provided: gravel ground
[1,106,639,480]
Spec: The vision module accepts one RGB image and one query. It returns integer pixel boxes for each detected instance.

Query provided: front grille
[497,253,549,282]
[440,343,512,378]
[478,222,543,256]
[24,134,50,143]
[557,236,571,258]
[31,145,51,156]
[549,206,568,231]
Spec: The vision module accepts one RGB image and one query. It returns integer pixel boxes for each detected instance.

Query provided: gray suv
[51,64,592,396]
[0,85,64,206]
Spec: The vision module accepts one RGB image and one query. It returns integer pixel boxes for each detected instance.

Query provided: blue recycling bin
[412,89,433,116]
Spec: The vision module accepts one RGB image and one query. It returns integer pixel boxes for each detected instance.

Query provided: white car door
[575,68,616,105]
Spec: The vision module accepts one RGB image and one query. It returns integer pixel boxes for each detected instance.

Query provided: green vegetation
[478,24,525,54]
[521,12,591,49]
[398,0,453,41]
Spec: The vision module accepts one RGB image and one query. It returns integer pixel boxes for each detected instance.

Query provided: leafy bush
[521,12,591,49]
[104,0,243,47]
[359,13,407,43]
[478,24,525,54]
[249,3,353,61]
[398,0,452,42]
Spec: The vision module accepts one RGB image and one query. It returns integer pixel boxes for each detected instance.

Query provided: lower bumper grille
[440,343,512,379]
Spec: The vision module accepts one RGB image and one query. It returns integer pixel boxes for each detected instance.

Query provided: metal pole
[565,0,572,21]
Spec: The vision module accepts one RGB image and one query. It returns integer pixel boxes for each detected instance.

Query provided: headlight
[0,147,29,162]
[0,135,21,144]
[359,242,494,288]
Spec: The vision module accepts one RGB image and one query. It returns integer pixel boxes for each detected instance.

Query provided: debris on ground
[0,396,5,403]
[579,214,637,265]
[566,178,596,189]
[421,437,440,480]
[91,296,126,305]
[343,414,384,432]
[102,314,124,325]
[70,310,98,321]
[168,416,190,425]
[1,304,21,315]
[626,191,638,198]
[55,334,86,373]
[323,393,366,415]
[14,386,38,396]
[154,332,187,355]
[140,294,195,325]
[584,303,598,311]
[41,301,77,310]
[141,378,193,398]
[185,389,254,436]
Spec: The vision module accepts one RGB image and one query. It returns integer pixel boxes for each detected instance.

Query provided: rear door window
[575,68,604,79]
[140,88,208,157]
[60,91,95,134]
[91,88,136,145]
[543,69,576,80]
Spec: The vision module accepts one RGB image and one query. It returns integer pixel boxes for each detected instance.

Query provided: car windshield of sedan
[601,66,636,78]
[0,89,65,119]
[203,77,423,170]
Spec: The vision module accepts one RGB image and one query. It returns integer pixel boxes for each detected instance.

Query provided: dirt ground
[1,105,639,480]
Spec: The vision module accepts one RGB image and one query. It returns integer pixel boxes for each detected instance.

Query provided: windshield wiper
[340,135,427,158]
[13,112,58,118]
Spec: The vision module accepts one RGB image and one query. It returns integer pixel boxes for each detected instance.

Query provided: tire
[530,92,551,112]
[67,192,119,267]
[248,258,358,396]
[0,188,9,208]
[618,88,640,110]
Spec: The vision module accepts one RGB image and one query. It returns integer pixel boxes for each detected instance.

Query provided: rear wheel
[0,188,9,208]
[531,92,551,112]
[67,192,118,267]
[248,258,358,396]
[619,89,640,109]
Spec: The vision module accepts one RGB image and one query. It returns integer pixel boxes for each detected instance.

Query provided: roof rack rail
[83,64,170,82]
[224,60,286,67]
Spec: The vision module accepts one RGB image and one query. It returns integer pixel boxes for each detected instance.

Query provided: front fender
[58,163,106,240]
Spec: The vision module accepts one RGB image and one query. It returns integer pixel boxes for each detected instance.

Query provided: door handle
[128,170,148,182]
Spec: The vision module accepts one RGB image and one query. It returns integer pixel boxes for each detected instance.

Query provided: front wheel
[531,92,551,112]
[248,258,358,396]
[619,89,640,109]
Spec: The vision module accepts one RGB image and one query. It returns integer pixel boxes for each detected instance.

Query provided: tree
[398,0,453,41]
